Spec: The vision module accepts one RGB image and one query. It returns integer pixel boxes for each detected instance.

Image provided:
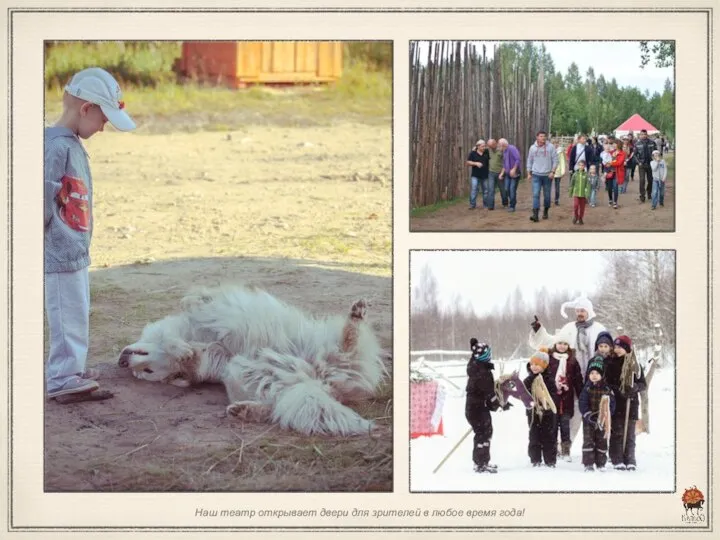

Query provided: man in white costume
[528,295,607,446]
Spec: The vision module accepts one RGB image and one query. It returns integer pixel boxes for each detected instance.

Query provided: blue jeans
[491,171,508,206]
[483,174,496,209]
[651,179,665,207]
[504,175,519,209]
[605,178,618,204]
[589,187,598,206]
[45,267,90,393]
[554,177,561,203]
[469,176,481,208]
[531,174,552,210]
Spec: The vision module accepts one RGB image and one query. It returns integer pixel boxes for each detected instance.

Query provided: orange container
[179,41,343,87]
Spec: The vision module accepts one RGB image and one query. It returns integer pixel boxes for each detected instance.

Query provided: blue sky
[414,41,674,95]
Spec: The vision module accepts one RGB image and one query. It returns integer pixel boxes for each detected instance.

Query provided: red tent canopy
[615,113,659,134]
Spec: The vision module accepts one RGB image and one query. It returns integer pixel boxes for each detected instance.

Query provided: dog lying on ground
[117,285,389,436]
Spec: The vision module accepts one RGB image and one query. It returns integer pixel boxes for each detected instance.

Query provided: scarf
[553,351,569,392]
[620,350,641,396]
[575,319,593,358]
[531,375,557,422]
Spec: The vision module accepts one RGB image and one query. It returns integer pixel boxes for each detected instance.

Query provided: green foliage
[344,42,392,71]
[45,41,392,89]
[549,63,675,137]
[639,41,675,69]
[44,41,182,88]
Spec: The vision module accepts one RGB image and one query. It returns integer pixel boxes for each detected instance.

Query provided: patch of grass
[45,41,181,88]
[44,42,391,130]
[410,197,465,218]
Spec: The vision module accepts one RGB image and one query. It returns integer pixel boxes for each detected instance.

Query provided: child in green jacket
[569,160,591,225]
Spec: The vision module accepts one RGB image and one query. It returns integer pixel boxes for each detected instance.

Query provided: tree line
[411,251,675,360]
[410,41,675,208]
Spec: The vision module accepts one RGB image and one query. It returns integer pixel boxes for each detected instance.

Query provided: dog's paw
[350,299,368,321]
[168,376,191,388]
[226,401,271,422]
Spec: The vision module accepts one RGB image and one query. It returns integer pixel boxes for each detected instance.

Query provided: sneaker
[660,203,664,207]
[609,202,613,207]
[614,463,627,471]
[613,203,618,209]
[651,206,656,210]
[555,201,559,206]
[572,217,577,224]
[508,207,515,213]
[468,206,476,210]
[626,464,636,471]
[485,463,498,470]
[532,462,542,468]
[474,464,498,474]
[47,376,99,399]
[579,218,584,225]
[584,465,594,472]
[596,465,607,472]
[546,463,556,468]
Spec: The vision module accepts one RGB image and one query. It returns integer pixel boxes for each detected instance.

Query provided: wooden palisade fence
[410,41,550,208]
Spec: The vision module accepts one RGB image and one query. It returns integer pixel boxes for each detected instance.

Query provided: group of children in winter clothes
[465,330,646,473]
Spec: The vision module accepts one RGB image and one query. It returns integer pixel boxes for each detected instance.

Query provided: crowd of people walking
[466,129,671,224]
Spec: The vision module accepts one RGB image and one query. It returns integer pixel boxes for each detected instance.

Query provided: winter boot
[561,441,572,462]
[532,462,542,467]
[584,465,594,472]
[626,464,636,471]
[542,207,549,219]
[474,464,498,474]
[614,463,627,471]
[529,209,539,222]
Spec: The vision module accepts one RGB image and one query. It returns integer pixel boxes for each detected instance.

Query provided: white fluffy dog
[117,285,388,436]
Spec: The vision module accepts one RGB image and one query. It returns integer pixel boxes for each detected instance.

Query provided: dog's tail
[271,379,374,436]
[225,349,374,436]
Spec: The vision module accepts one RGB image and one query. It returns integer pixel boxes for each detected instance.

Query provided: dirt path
[44,122,393,492]
[410,166,674,232]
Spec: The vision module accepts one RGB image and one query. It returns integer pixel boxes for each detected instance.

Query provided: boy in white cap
[45,67,135,400]
[649,150,667,210]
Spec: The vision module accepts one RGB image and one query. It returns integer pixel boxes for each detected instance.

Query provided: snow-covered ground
[410,360,675,492]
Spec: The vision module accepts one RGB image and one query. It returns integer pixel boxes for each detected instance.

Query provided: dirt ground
[410,163,675,232]
[44,121,393,492]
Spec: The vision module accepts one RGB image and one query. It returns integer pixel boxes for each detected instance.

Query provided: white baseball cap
[64,67,136,131]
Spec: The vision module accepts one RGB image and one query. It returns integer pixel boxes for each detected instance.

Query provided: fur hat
[470,338,491,362]
[530,349,550,371]
[595,331,614,350]
[614,335,633,354]
[553,325,575,348]
[587,356,605,377]
[560,295,596,320]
